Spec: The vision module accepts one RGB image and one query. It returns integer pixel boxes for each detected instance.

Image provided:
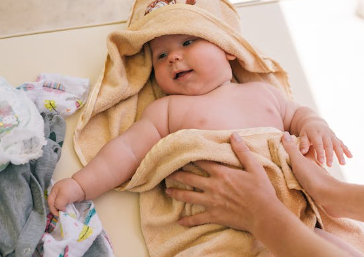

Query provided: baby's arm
[265,84,351,166]
[48,97,170,215]
[288,105,351,166]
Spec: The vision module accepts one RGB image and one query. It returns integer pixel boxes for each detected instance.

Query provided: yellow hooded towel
[73,0,364,256]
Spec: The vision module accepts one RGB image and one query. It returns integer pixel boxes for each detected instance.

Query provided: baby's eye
[182,40,193,46]
[158,53,167,59]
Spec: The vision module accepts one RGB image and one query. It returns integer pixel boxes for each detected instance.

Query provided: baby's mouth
[174,70,193,79]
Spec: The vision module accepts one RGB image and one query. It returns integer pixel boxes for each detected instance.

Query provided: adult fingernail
[177,219,185,226]
[283,132,292,142]
[232,132,242,142]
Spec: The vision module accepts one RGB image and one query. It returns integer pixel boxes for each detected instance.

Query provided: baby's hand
[47,178,85,216]
[298,120,352,166]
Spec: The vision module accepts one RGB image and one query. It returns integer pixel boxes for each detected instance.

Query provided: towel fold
[115,128,364,257]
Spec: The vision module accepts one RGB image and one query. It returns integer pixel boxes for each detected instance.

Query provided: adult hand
[167,132,359,257]
[166,132,281,233]
[282,132,351,219]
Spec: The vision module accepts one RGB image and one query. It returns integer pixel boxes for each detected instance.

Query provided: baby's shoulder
[142,96,170,117]
[147,96,170,107]
[237,81,271,89]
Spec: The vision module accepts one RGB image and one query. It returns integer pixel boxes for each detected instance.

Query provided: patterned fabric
[144,0,196,15]
[0,113,65,257]
[17,73,89,117]
[33,194,115,257]
[0,76,47,171]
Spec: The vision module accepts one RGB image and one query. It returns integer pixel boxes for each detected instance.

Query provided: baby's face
[150,34,235,96]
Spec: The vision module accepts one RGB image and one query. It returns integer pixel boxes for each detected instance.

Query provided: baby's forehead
[149,34,199,48]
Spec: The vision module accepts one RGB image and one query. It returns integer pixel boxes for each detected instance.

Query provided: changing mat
[0,76,47,171]
[116,128,364,257]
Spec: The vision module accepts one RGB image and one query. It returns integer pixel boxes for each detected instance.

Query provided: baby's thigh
[314,228,364,257]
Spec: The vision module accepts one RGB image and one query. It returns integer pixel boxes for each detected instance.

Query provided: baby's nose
[168,52,182,63]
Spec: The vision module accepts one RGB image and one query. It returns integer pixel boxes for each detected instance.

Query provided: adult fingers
[230,132,263,174]
[282,132,305,162]
[177,211,213,227]
[168,170,210,191]
[194,160,235,178]
[165,187,209,206]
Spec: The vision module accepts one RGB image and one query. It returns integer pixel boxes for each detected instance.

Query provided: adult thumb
[281,132,301,160]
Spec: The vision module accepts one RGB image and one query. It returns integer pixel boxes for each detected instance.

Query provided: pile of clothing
[0,75,114,257]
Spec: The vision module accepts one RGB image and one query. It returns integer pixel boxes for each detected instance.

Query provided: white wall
[236,2,345,180]
[280,0,364,184]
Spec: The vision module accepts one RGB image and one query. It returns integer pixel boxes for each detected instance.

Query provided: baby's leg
[314,228,364,257]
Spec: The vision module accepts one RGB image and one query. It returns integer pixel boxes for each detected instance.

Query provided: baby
[48,34,351,215]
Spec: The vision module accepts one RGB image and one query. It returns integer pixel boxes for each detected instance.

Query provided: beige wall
[0,0,133,37]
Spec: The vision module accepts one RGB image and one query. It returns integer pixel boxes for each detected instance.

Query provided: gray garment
[83,232,114,257]
[0,113,65,257]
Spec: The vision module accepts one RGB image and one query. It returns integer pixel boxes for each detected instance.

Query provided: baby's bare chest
[168,91,284,133]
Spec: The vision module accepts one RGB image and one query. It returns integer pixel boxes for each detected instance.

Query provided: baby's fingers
[322,136,333,167]
[299,134,310,154]
[342,142,353,159]
[310,136,325,165]
[48,189,69,217]
[333,140,353,165]
[48,191,60,216]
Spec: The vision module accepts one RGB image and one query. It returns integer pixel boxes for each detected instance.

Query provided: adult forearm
[253,200,351,257]
[336,183,364,222]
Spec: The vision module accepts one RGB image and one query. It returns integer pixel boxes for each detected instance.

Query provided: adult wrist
[251,198,287,237]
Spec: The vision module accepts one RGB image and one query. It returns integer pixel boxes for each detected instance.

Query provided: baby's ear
[226,53,236,61]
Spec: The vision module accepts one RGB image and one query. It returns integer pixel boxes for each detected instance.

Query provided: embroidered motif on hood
[145,0,196,15]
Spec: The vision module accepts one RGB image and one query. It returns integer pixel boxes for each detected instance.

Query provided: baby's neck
[219,80,232,88]
[204,80,232,95]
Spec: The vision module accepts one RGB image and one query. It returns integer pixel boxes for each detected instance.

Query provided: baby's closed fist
[47,178,85,216]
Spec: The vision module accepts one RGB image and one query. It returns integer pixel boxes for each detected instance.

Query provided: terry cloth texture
[0,113,65,257]
[73,0,292,165]
[115,128,364,257]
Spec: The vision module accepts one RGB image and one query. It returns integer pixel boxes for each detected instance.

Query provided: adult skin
[166,132,361,257]
[281,132,364,222]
